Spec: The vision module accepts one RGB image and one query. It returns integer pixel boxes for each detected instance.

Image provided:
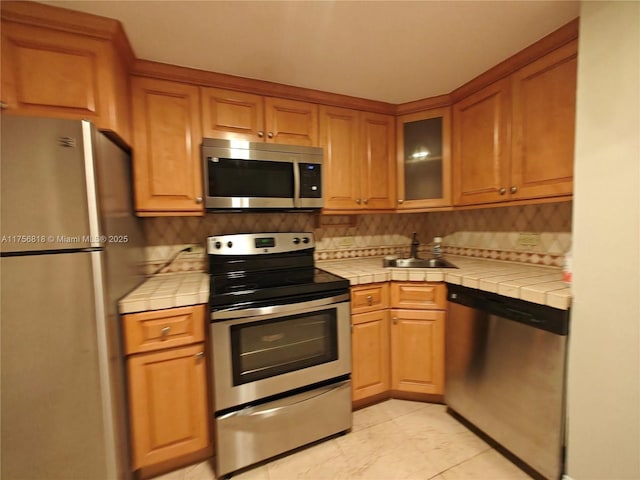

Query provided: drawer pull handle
[195,351,204,360]
[161,326,171,337]
[366,295,373,305]
[393,316,398,325]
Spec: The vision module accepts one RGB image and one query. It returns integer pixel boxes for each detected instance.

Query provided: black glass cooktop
[209,267,349,311]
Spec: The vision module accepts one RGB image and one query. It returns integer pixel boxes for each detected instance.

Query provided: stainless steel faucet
[410,232,420,258]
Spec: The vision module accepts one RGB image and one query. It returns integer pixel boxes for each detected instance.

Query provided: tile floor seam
[434,445,494,479]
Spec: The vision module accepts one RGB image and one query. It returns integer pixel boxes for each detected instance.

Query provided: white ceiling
[44,0,580,104]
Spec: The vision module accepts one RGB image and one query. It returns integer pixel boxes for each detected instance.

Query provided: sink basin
[384,257,458,269]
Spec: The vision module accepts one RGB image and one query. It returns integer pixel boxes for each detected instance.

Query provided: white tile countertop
[118,272,209,314]
[118,255,572,314]
[318,255,572,310]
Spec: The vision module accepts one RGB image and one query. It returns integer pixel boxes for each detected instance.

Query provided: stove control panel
[207,232,315,255]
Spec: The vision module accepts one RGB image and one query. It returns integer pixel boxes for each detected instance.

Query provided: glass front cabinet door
[396,107,451,209]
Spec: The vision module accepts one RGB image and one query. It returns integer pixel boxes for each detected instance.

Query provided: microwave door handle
[293,160,301,208]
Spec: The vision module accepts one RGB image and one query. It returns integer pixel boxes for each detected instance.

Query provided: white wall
[567,2,640,478]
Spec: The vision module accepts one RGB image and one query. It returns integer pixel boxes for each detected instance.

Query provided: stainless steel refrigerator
[1,116,145,480]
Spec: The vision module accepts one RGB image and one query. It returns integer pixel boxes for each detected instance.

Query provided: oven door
[210,294,351,412]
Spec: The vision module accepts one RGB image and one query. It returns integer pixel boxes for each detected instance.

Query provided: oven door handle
[217,380,351,420]
[211,293,350,321]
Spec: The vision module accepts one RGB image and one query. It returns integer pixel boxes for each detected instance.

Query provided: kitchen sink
[384,257,458,269]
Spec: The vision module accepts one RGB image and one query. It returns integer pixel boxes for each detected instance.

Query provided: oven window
[230,309,338,385]
[208,158,294,198]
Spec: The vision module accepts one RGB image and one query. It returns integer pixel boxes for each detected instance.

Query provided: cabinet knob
[510,186,518,194]
[355,198,362,204]
[0,101,8,110]
[195,196,203,204]
[366,294,373,305]
[267,132,274,139]
[195,351,204,360]
[161,326,171,337]
[398,199,404,205]
[257,131,264,138]
[392,316,398,325]
[499,187,507,195]
[363,198,369,205]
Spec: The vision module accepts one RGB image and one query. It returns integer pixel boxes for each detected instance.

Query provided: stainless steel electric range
[207,232,352,478]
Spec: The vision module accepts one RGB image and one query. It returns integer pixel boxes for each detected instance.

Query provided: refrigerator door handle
[82,121,101,248]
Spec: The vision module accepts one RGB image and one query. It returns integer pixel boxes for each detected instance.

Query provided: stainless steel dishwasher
[446,284,570,480]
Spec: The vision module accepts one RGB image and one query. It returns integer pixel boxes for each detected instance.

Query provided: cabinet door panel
[123,305,205,354]
[1,23,102,117]
[1,20,131,144]
[128,343,209,469]
[131,77,203,214]
[352,310,390,401]
[351,283,389,314]
[390,309,445,395]
[453,78,511,205]
[361,112,396,209]
[265,97,318,146]
[200,87,264,142]
[397,107,452,209]
[320,105,361,209]
[391,282,447,310]
[511,41,577,200]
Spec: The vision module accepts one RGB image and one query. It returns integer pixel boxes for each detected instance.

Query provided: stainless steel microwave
[202,138,323,210]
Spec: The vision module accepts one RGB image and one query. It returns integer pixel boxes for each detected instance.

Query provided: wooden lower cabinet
[350,282,446,404]
[122,305,211,473]
[127,344,209,469]
[390,309,445,395]
[351,309,390,401]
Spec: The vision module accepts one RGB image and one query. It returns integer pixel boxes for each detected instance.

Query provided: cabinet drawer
[123,305,205,354]
[390,282,446,310]
[351,283,389,314]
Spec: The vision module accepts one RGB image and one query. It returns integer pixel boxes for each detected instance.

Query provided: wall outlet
[517,232,540,247]
[337,236,355,248]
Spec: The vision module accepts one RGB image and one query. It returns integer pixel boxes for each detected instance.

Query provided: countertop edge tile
[118,256,572,313]
[319,256,571,309]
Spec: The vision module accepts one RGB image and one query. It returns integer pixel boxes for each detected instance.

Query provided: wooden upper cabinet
[320,106,361,209]
[200,87,264,141]
[510,40,577,200]
[361,112,396,210]
[320,106,395,211]
[1,4,132,145]
[201,88,318,146]
[453,41,577,207]
[453,78,511,206]
[131,77,203,216]
[265,97,318,146]
[397,107,451,210]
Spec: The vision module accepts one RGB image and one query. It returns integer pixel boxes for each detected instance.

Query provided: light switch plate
[517,232,540,247]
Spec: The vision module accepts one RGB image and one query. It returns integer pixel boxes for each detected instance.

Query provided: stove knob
[302,237,310,244]
[215,241,222,249]
[293,237,301,245]
[227,241,233,248]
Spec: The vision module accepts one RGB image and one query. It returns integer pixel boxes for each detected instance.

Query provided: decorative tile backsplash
[142,201,572,273]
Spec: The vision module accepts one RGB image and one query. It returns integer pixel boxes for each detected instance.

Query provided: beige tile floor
[153,399,533,480]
